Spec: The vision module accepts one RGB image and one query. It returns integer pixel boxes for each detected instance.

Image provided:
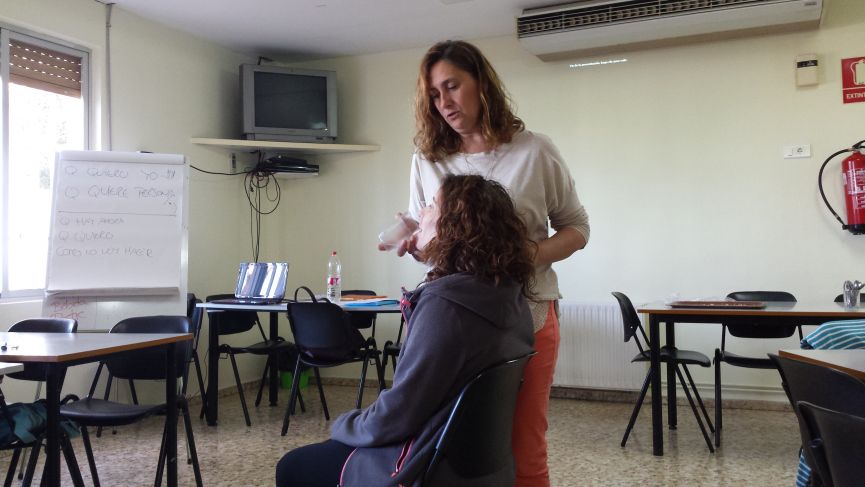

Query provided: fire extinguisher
[818,139,865,235]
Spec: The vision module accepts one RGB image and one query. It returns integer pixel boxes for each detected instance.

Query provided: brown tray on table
[668,300,766,309]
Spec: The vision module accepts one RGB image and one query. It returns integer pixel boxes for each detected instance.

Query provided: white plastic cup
[378,215,417,250]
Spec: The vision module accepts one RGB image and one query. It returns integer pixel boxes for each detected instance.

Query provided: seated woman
[275,174,536,487]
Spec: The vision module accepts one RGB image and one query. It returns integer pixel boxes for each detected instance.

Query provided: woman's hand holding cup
[378,213,419,256]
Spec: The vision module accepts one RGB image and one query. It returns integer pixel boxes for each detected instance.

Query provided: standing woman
[402,40,590,487]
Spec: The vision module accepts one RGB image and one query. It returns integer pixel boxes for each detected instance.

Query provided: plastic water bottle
[326,251,342,302]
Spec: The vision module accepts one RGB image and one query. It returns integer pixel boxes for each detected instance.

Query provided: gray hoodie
[331,272,534,486]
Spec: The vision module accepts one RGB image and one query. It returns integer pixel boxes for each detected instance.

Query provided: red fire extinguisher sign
[842,56,865,104]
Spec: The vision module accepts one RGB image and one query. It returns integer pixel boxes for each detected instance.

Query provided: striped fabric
[794,318,865,487]
[801,319,865,349]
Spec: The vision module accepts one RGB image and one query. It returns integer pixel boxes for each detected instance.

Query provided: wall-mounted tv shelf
[191,137,379,155]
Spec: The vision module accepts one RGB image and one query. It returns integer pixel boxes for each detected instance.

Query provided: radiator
[553,299,645,390]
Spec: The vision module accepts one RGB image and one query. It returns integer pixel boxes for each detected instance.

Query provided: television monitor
[241,64,337,143]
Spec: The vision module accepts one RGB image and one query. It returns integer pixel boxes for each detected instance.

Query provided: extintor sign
[842,56,865,104]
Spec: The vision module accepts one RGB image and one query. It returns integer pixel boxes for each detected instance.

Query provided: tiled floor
[0,385,801,486]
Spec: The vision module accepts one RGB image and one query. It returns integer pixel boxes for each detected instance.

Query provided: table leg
[205,310,219,425]
[45,363,63,487]
[649,315,663,456]
[666,321,677,430]
[269,311,279,406]
[166,343,178,487]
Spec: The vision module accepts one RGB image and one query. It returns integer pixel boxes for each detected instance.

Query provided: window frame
[0,24,91,299]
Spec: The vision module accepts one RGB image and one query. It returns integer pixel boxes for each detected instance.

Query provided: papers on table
[342,298,400,307]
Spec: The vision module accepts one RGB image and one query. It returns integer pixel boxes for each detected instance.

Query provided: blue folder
[343,299,399,307]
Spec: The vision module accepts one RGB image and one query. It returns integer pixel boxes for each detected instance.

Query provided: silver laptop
[213,262,289,304]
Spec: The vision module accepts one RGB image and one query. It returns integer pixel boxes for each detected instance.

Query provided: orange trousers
[512,302,560,487]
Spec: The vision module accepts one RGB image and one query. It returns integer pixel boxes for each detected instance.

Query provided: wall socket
[783,144,811,159]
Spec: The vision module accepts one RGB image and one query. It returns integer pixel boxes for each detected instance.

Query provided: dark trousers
[275,439,354,487]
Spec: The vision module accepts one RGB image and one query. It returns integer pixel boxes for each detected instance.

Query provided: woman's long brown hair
[422,175,535,297]
[413,40,524,162]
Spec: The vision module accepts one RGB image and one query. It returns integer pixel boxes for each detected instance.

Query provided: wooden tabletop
[779,349,865,380]
[638,301,865,318]
[0,332,192,363]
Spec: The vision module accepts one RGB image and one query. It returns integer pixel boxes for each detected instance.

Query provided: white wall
[1,0,863,403]
[0,0,258,403]
[268,1,865,398]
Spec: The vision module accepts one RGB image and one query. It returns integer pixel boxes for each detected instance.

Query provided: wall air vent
[517,0,823,60]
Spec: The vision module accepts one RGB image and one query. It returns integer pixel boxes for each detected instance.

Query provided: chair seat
[632,347,711,367]
[60,398,168,427]
[716,350,775,369]
[221,339,296,355]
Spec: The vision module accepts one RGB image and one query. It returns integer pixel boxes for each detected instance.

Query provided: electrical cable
[189,153,284,261]
[189,164,252,176]
[102,2,115,150]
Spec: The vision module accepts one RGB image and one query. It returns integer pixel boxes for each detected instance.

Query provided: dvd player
[259,155,319,173]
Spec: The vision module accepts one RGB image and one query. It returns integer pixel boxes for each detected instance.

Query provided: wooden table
[198,300,400,426]
[0,331,192,487]
[779,349,865,380]
[637,302,865,456]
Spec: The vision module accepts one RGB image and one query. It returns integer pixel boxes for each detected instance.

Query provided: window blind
[9,39,82,98]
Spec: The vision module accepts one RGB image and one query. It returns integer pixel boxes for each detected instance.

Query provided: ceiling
[109,0,559,61]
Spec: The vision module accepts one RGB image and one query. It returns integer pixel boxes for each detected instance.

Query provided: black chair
[6,318,77,479]
[419,353,533,487]
[714,291,800,446]
[769,354,865,487]
[59,316,203,487]
[611,292,715,452]
[381,316,405,376]
[7,318,78,388]
[206,293,296,427]
[96,296,206,437]
[341,289,379,337]
[798,401,865,487]
[281,288,384,436]
[184,293,207,400]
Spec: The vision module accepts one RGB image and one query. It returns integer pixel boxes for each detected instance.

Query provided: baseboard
[191,377,790,413]
[550,385,791,412]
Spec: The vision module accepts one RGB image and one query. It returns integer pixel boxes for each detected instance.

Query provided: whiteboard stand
[41,151,188,330]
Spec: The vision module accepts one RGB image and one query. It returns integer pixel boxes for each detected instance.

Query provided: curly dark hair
[421,174,535,297]
[413,40,524,162]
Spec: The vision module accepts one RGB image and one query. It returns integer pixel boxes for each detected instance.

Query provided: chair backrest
[7,318,78,382]
[186,293,197,319]
[798,401,865,487]
[288,301,366,362]
[769,354,865,485]
[611,292,649,352]
[187,296,204,348]
[726,291,799,339]
[421,354,533,487]
[8,318,77,334]
[104,316,192,381]
[205,293,261,336]
[341,289,376,330]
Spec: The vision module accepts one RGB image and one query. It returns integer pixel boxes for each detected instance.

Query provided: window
[1,28,90,297]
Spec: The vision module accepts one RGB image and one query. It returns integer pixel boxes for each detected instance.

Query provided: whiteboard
[45,151,186,296]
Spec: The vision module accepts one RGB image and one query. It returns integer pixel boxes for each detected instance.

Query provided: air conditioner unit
[517,0,823,61]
